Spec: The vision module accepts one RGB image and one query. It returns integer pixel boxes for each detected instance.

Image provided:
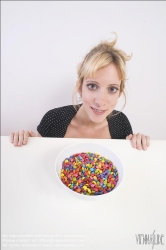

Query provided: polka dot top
[37,105,133,139]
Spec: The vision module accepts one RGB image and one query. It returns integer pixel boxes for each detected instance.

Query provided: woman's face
[79,64,122,123]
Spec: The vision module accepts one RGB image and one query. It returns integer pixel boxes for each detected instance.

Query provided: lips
[91,107,107,115]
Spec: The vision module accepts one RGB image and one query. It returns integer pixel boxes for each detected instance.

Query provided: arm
[115,111,150,151]
[10,108,56,147]
[126,133,150,151]
[10,130,42,147]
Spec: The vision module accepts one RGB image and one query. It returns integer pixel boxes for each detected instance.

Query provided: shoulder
[37,105,80,137]
[46,105,76,115]
[107,110,133,139]
[107,110,130,122]
[43,105,78,120]
[41,105,81,128]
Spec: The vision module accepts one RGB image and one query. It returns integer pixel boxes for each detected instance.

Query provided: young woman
[10,33,150,150]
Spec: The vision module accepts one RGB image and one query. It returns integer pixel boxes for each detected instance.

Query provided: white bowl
[55,142,124,200]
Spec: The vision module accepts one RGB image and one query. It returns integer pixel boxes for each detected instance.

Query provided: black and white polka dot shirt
[37,105,133,139]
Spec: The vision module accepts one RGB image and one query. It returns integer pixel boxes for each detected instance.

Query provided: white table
[1,136,166,250]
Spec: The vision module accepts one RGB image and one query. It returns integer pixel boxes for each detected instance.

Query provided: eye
[87,84,98,90]
[109,87,119,93]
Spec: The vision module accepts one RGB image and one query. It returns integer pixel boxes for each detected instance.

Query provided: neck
[75,105,107,127]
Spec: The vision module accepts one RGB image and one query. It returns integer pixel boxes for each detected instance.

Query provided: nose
[94,90,106,107]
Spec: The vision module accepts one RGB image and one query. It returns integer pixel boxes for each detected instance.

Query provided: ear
[119,92,122,98]
[76,81,82,97]
[78,88,82,97]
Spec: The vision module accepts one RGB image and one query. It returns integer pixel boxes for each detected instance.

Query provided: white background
[1,1,166,139]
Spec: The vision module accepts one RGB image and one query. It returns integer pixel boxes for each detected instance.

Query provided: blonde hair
[72,32,132,114]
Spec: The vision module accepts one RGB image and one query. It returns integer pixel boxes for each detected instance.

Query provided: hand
[126,133,150,151]
[10,130,36,147]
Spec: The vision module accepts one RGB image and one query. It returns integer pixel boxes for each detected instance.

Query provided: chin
[88,114,108,123]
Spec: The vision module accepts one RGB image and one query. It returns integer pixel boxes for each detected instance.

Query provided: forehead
[85,64,121,85]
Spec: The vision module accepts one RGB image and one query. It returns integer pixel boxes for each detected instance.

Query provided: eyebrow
[86,80,120,87]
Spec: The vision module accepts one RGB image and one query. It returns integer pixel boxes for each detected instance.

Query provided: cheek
[81,89,94,102]
[108,94,120,106]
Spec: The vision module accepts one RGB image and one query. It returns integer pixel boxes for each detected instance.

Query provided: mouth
[91,107,107,115]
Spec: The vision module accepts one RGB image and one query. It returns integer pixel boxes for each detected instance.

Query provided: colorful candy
[60,152,119,196]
